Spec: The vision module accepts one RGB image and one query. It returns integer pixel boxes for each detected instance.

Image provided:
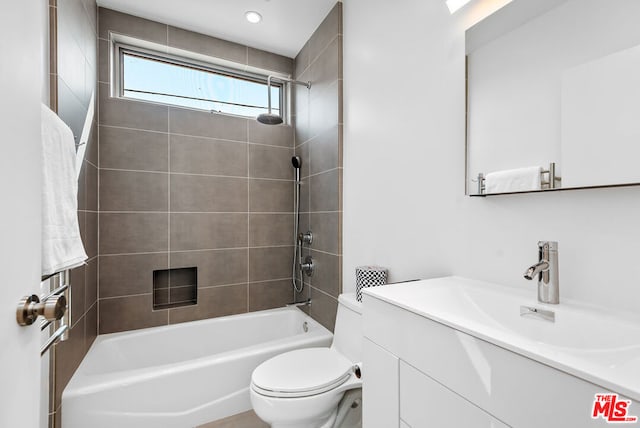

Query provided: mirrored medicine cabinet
[466,0,640,196]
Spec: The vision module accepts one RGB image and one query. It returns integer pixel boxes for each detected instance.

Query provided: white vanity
[362,277,640,427]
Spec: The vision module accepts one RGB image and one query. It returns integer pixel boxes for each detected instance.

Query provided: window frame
[112,41,286,120]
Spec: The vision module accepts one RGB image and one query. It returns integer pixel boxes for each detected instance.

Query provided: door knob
[16,294,67,326]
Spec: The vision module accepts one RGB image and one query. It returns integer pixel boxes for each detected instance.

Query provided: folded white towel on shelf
[41,104,87,276]
[484,166,543,194]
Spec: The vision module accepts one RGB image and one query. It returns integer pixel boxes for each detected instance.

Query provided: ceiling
[97,0,338,58]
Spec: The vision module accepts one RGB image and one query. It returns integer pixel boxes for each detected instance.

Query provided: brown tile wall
[294,4,343,331]
[97,8,296,334]
[46,3,341,425]
[48,0,99,426]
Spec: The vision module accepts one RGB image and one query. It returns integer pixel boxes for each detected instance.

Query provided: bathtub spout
[286,299,311,307]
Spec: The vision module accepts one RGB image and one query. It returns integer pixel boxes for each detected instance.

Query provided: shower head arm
[258,76,311,125]
[266,76,272,115]
[267,75,312,89]
[265,75,312,114]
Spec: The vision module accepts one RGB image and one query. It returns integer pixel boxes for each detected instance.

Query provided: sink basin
[364,276,640,401]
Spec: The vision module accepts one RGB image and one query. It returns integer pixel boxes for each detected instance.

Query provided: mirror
[466,0,640,196]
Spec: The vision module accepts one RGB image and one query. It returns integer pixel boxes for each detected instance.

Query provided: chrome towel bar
[476,162,562,195]
[41,325,69,356]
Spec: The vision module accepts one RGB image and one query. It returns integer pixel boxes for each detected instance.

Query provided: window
[118,47,282,119]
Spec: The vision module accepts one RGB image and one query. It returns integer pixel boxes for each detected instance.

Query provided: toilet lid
[251,348,353,398]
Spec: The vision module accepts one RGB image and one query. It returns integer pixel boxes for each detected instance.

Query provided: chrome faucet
[524,241,559,304]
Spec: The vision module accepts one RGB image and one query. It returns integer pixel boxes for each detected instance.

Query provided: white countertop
[363,276,640,401]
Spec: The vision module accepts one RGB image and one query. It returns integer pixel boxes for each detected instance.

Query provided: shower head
[256,75,311,125]
[292,156,302,169]
[257,113,284,125]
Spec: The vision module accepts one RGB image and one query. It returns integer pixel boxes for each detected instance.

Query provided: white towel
[484,166,543,194]
[41,104,87,275]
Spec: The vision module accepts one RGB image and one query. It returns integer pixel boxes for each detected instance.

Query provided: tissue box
[355,266,388,302]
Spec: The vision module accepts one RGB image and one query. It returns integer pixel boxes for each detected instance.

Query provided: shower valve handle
[300,256,314,277]
[298,231,313,245]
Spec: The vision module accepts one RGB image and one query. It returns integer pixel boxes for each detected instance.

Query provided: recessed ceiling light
[245,11,262,24]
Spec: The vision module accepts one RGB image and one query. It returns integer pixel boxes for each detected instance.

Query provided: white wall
[343,0,640,315]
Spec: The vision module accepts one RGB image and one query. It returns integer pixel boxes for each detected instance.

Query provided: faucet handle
[537,241,558,251]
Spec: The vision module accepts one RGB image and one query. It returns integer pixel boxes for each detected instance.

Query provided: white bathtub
[62,307,332,428]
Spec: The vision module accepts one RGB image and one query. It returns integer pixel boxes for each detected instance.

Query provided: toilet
[250,293,363,428]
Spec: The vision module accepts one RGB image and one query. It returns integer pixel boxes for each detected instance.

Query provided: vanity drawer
[400,361,509,428]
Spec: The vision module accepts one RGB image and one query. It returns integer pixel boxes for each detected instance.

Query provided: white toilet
[250,293,363,428]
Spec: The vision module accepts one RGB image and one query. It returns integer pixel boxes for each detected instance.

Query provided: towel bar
[41,270,62,282]
[476,162,561,195]
[41,325,69,356]
[42,283,68,301]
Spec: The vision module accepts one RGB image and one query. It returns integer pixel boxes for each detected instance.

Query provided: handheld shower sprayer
[290,155,312,294]
[292,156,302,183]
[291,156,303,293]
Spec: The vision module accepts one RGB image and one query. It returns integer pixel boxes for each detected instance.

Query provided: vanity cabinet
[400,361,509,428]
[363,333,507,428]
[362,290,632,428]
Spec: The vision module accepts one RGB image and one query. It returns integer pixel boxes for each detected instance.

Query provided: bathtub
[62,307,332,428]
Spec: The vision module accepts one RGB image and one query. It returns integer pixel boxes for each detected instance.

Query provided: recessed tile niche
[153,267,198,309]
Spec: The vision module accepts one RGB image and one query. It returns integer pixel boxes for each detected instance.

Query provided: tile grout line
[96,54,101,337]
[99,167,295,182]
[310,285,339,301]
[296,33,341,79]
[246,119,250,312]
[100,123,294,150]
[99,84,295,140]
[167,106,171,325]
[308,247,342,257]
[99,211,295,215]
[101,278,294,301]
[308,123,312,246]
[99,244,296,257]
[315,31,341,62]
[307,166,340,179]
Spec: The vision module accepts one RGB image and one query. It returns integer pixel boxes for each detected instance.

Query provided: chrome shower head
[256,75,311,125]
[257,113,284,125]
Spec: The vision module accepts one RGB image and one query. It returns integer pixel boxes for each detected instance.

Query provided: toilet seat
[251,348,353,398]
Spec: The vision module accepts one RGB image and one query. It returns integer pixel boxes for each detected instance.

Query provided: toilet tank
[331,293,363,363]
